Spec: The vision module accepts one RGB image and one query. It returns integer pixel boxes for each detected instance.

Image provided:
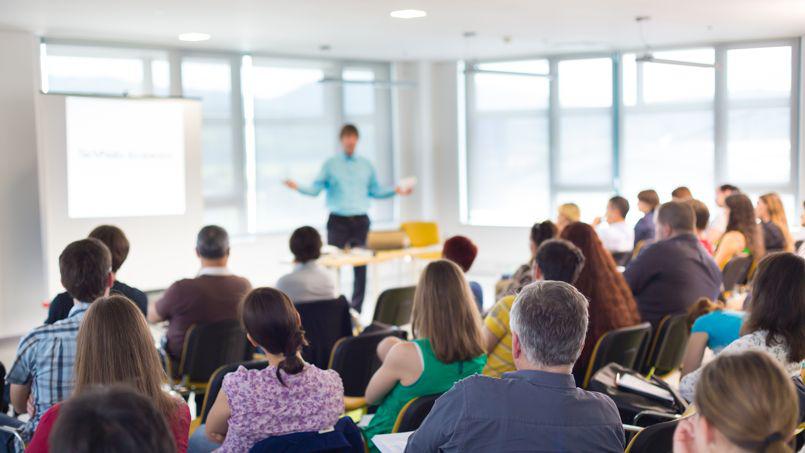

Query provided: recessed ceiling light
[390,9,427,19]
[178,32,211,42]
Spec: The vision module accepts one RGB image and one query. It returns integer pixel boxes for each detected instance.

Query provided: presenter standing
[284,124,412,312]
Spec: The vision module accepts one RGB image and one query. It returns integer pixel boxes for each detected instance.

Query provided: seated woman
[713,193,765,269]
[189,287,343,452]
[27,295,190,453]
[496,220,557,300]
[680,298,745,378]
[276,226,337,302]
[679,252,805,401]
[673,351,799,453]
[756,192,794,253]
[560,223,642,384]
[442,235,484,311]
[556,203,581,234]
[634,189,660,248]
[361,260,486,451]
[46,225,148,324]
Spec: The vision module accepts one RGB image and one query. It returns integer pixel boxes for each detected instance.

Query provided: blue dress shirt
[297,153,395,216]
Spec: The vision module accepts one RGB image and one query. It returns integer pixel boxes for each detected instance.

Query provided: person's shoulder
[575,387,621,417]
[385,340,421,370]
[305,366,344,389]
[114,281,147,301]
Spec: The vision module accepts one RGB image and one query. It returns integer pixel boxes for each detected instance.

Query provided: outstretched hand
[283,179,298,190]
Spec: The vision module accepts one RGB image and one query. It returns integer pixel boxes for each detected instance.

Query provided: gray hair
[509,281,589,367]
[196,225,230,259]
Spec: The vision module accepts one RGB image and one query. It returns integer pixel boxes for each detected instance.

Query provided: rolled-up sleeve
[404,382,465,452]
[6,333,38,385]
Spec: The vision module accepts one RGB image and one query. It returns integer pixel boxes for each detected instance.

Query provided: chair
[0,425,24,453]
[582,323,652,388]
[329,329,408,398]
[192,359,268,432]
[391,393,443,433]
[625,418,680,453]
[249,417,364,453]
[400,222,440,247]
[722,256,753,294]
[295,297,353,369]
[372,286,416,326]
[641,314,690,377]
[612,251,632,267]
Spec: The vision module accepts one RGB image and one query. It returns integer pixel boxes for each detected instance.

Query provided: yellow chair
[400,222,440,248]
[390,393,442,433]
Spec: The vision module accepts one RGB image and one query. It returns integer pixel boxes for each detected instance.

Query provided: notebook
[616,373,675,403]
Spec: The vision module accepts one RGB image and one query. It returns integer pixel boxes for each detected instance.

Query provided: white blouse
[679,330,803,402]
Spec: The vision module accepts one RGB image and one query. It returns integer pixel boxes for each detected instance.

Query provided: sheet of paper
[372,431,414,453]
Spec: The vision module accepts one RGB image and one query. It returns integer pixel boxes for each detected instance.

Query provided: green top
[362,338,486,450]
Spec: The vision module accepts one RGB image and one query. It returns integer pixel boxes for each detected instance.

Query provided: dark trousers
[327,214,370,312]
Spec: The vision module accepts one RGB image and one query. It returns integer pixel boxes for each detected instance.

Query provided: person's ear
[511,332,522,360]
[246,334,259,348]
[700,415,717,446]
[534,265,543,281]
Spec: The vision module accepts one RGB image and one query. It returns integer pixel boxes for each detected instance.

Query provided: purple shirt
[219,364,344,452]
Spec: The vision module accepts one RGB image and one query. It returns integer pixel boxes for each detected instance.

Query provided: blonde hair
[760,193,794,252]
[75,295,178,420]
[558,203,581,223]
[411,260,485,364]
[695,351,799,453]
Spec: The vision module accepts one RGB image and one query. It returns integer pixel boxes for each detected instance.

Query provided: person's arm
[205,387,231,444]
[680,332,709,378]
[376,336,404,363]
[713,232,743,269]
[147,299,164,323]
[482,299,510,354]
[367,165,397,199]
[148,283,179,324]
[622,250,650,295]
[365,341,419,406]
[288,162,329,196]
[10,384,31,414]
[482,327,501,355]
[404,384,465,452]
[6,333,37,414]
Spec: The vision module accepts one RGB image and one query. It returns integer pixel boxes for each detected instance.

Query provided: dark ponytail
[241,287,309,386]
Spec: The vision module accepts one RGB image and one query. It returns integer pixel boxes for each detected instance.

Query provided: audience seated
[49,386,177,453]
[634,189,660,247]
[671,186,693,202]
[593,196,634,253]
[706,184,740,244]
[406,281,625,452]
[624,201,722,328]
[45,225,147,324]
[687,199,714,255]
[673,351,799,453]
[757,192,794,252]
[276,226,337,302]
[189,288,343,452]
[713,193,765,269]
[496,220,557,300]
[560,223,641,382]
[442,235,484,311]
[679,252,805,401]
[148,225,252,365]
[680,298,745,378]
[556,202,580,234]
[2,239,112,442]
[484,239,585,378]
[361,260,486,451]
[27,295,190,453]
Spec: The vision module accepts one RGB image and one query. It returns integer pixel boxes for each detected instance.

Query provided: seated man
[276,226,337,302]
[3,239,113,442]
[406,281,624,452]
[483,239,585,377]
[45,225,147,324]
[624,201,722,328]
[593,196,634,254]
[442,235,483,312]
[148,225,252,365]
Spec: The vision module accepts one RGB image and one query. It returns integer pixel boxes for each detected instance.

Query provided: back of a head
[695,351,798,453]
[289,226,322,263]
[50,385,176,453]
[671,186,693,201]
[535,239,585,284]
[637,190,660,210]
[719,184,740,194]
[608,196,630,219]
[726,193,764,257]
[558,203,581,223]
[509,281,589,368]
[530,221,558,248]
[442,235,478,273]
[412,260,484,364]
[745,252,805,364]
[196,225,230,259]
[241,288,308,383]
[59,238,112,303]
[687,199,710,232]
[88,225,129,273]
[656,201,696,235]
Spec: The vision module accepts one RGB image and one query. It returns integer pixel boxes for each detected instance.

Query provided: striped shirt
[6,302,90,440]
[483,296,516,378]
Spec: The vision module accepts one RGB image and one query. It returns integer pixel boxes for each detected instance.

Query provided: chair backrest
[179,319,251,383]
[372,286,416,326]
[328,329,408,396]
[400,222,440,247]
[625,419,680,453]
[583,323,652,388]
[249,417,364,453]
[722,256,753,293]
[198,360,268,424]
[295,297,353,369]
[392,393,443,433]
[641,315,690,376]
[612,251,632,267]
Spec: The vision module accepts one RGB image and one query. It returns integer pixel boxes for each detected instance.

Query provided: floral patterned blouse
[218,364,344,452]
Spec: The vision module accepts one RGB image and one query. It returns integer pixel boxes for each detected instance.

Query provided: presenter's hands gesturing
[395,186,413,196]
[283,179,299,190]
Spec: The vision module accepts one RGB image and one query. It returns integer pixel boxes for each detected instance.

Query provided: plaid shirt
[6,302,90,440]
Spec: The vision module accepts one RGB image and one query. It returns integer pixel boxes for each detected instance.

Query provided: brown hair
[759,193,794,252]
[685,297,723,329]
[726,193,765,259]
[687,199,710,232]
[88,225,130,273]
[560,223,641,373]
[412,260,485,363]
[637,190,660,210]
[339,124,359,138]
[74,296,179,420]
[241,288,308,385]
[744,252,805,364]
[59,238,112,303]
[671,186,693,201]
[695,351,798,453]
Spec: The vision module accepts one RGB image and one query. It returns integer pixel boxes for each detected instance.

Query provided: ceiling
[1,0,804,61]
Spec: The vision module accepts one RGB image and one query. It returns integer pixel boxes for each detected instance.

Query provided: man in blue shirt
[406,281,624,452]
[284,124,410,311]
